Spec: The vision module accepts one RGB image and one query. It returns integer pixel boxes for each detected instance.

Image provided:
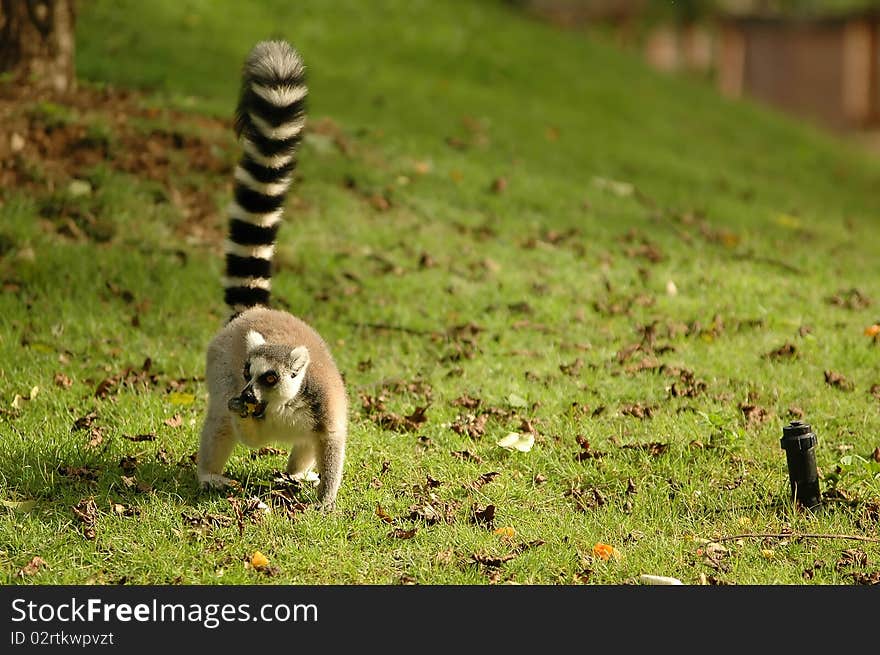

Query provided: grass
[1,0,879,585]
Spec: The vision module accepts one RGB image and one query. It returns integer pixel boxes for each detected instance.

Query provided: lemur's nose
[241,386,257,404]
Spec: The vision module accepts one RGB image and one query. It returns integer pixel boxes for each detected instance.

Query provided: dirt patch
[0,78,233,243]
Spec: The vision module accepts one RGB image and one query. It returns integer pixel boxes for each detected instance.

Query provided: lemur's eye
[243,364,252,381]
[260,371,278,386]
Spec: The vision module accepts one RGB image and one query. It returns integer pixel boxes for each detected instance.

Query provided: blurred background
[514,0,880,148]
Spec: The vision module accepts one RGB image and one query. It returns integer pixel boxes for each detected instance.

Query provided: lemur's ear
[245,330,266,353]
[289,346,310,374]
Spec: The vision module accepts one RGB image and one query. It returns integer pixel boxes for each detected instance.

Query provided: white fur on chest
[231,401,315,448]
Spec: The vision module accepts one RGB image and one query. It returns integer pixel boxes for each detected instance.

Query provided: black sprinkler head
[780,420,821,509]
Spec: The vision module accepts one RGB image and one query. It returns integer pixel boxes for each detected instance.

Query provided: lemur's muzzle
[228,384,266,419]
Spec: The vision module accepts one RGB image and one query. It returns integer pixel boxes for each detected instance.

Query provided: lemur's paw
[199,473,239,490]
[289,470,320,487]
[316,499,336,513]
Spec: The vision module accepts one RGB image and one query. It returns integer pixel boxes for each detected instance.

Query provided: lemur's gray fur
[197,41,347,510]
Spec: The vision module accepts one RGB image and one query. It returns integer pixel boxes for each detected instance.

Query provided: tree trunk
[0,0,76,93]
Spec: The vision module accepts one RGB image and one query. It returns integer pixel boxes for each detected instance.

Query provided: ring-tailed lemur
[197,41,348,510]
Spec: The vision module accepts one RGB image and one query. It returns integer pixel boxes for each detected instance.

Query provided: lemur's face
[228,332,310,419]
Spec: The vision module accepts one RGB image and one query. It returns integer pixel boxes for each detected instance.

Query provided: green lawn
[1,0,879,585]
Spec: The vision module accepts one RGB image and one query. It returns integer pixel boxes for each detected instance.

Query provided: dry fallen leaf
[17,556,48,577]
[639,574,683,585]
[865,324,880,338]
[493,526,516,540]
[496,432,534,452]
[375,504,394,524]
[592,543,621,561]
[250,551,269,569]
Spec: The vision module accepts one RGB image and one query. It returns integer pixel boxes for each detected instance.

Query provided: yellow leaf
[250,551,269,569]
[493,526,516,539]
[864,324,880,338]
[169,392,195,406]
[761,549,775,559]
[774,213,802,229]
[593,543,621,561]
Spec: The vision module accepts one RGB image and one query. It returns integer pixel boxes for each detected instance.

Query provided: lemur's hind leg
[315,431,346,511]
[198,403,237,488]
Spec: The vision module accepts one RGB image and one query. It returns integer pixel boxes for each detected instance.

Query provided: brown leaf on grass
[470,504,496,528]
[788,405,805,419]
[164,414,183,428]
[697,542,730,572]
[267,489,308,517]
[390,527,418,539]
[359,391,387,414]
[471,552,517,568]
[85,428,104,449]
[566,485,606,512]
[375,504,394,524]
[622,441,669,456]
[802,560,826,580]
[625,356,662,374]
[574,569,593,584]
[119,455,138,472]
[110,501,140,517]
[72,412,98,432]
[452,394,481,410]
[467,471,500,491]
[837,549,869,570]
[182,511,233,530]
[871,384,880,401]
[425,474,442,489]
[123,433,156,442]
[58,465,100,482]
[451,413,489,439]
[667,369,707,398]
[559,358,584,377]
[228,497,270,535]
[54,373,72,389]
[624,241,665,263]
[825,370,854,391]
[119,475,152,494]
[826,288,871,310]
[409,492,459,526]
[490,177,507,194]
[451,450,484,464]
[621,403,655,419]
[405,406,429,429]
[435,548,455,565]
[17,556,48,577]
[94,358,159,399]
[850,571,880,585]
[534,473,547,485]
[72,498,98,540]
[575,435,606,461]
[765,342,797,360]
[739,403,771,427]
[446,322,484,340]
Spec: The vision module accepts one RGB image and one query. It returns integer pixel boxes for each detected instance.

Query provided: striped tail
[223,40,307,316]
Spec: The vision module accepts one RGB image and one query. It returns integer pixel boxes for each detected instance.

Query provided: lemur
[197,41,348,510]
